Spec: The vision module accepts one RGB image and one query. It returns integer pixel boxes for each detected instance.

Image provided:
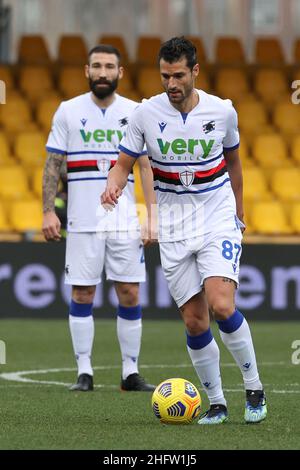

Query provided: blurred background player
[101,37,267,423]
[42,44,156,392]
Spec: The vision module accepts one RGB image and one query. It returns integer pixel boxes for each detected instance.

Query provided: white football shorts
[159,227,243,308]
[65,232,146,285]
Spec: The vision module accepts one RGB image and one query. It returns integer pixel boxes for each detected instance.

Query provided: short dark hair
[158,36,197,70]
[88,44,121,64]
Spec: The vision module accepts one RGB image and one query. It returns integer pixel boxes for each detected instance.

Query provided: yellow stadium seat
[18,35,51,65]
[0,96,33,132]
[0,131,11,159]
[242,200,254,234]
[0,166,30,200]
[251,201,292,234]
[121,90,141,102]
[14,131,47,167]
[252,134,291,169]
[59,66,89,99]
[116,73,134,94]
[194,70,210,92]
[36,96,62,132]
[291,135,300,165]
[133,163,145,205]
[271,168,300,202]
[215,37,245,64]
[239,137,253,168]
[0,202,11,231]
[0,65,15,89]
[236,100,270,136]
[57,35,88,66]
[293,39,300,64]
[273,101,300,137]
[255,38,285,65]
[19,66,54,103]
[254,69,288,105]
[215,68,249,101]
[290,203,300,233]
[136,36,162,66]
[185,36,207,63]
[243,168,271,202]
[9,199,43,232]
[137,67,163,98]
[99,35,130,64]
[32,167,44,198]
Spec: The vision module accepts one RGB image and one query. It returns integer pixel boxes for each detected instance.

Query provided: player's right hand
[42,211,62,241]
[100,184,122,210]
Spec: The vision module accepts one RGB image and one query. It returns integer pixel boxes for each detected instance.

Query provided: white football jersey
[46,92,145,232]
[119,89,240,241]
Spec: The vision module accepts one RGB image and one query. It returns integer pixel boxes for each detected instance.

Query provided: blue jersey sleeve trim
[119,144,141,158]
[46,146,67,155]
[223,142,240,151]
[139,150,148,156]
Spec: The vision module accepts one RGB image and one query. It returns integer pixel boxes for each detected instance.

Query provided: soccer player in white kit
[42,45,156,392]
[101,37,267,423]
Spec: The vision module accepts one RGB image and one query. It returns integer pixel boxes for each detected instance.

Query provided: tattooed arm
[42,152,66,241]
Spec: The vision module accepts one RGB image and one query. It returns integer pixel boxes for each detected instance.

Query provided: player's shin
[69,300,94,377]
[186,329,227,407]
[217,309,262,390]
[117,305,142,380]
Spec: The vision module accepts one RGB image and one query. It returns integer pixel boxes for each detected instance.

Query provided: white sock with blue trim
[69,300,94,377]
[217,309,262,391]
[187,329,227,407]
[117,305,142,380]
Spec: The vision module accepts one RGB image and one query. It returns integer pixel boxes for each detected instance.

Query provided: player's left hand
[100,184,122,211]
[141,217,158,246]
[237,215,246,233]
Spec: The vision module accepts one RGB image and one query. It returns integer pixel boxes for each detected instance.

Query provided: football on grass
[151,378,201,424]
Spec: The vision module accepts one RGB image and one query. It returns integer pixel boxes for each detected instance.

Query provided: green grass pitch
[0,319,299,450]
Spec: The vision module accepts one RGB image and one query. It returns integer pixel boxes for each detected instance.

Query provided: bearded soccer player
[101,37,267,423]
[43,45,156,392]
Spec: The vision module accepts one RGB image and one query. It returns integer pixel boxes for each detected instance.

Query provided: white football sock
[69,315,94,377]
[117,316,142,380]
[219,319,262,391]
[187,338,227,407]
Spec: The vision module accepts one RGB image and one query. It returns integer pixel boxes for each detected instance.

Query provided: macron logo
[243,362,251,369]
[80,118,88,127]
[159,121,167,133]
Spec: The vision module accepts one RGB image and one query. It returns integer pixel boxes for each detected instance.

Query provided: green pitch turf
[0,319,299,450]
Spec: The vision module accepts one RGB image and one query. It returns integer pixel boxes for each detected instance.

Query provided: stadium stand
[0,65,14,89]
[252,133,292,169]
[215,37,246,65]
[58,66,89,99]
[18,35,51,65]
[271,168,300,202]
[243,168,272,202]
[254,69,289,107]
[9,199,43,232]
[136,36,162,66]
[290,202,300,233]
[0,33,300,238]
[14,130,47,169]
[185,36,207,64]
[57,35,88,66]
[251,201,292,234]
[215,68,250,102]
[19,65,55,104]
[99,35,131,65]
[273,100,300,138]
[0,165,31,200]
[254,37,285,65]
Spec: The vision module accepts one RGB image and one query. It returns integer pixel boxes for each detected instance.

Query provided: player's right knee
[72,285,96,304]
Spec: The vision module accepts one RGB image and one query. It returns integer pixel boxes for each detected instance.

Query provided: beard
[89,77,119,99]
